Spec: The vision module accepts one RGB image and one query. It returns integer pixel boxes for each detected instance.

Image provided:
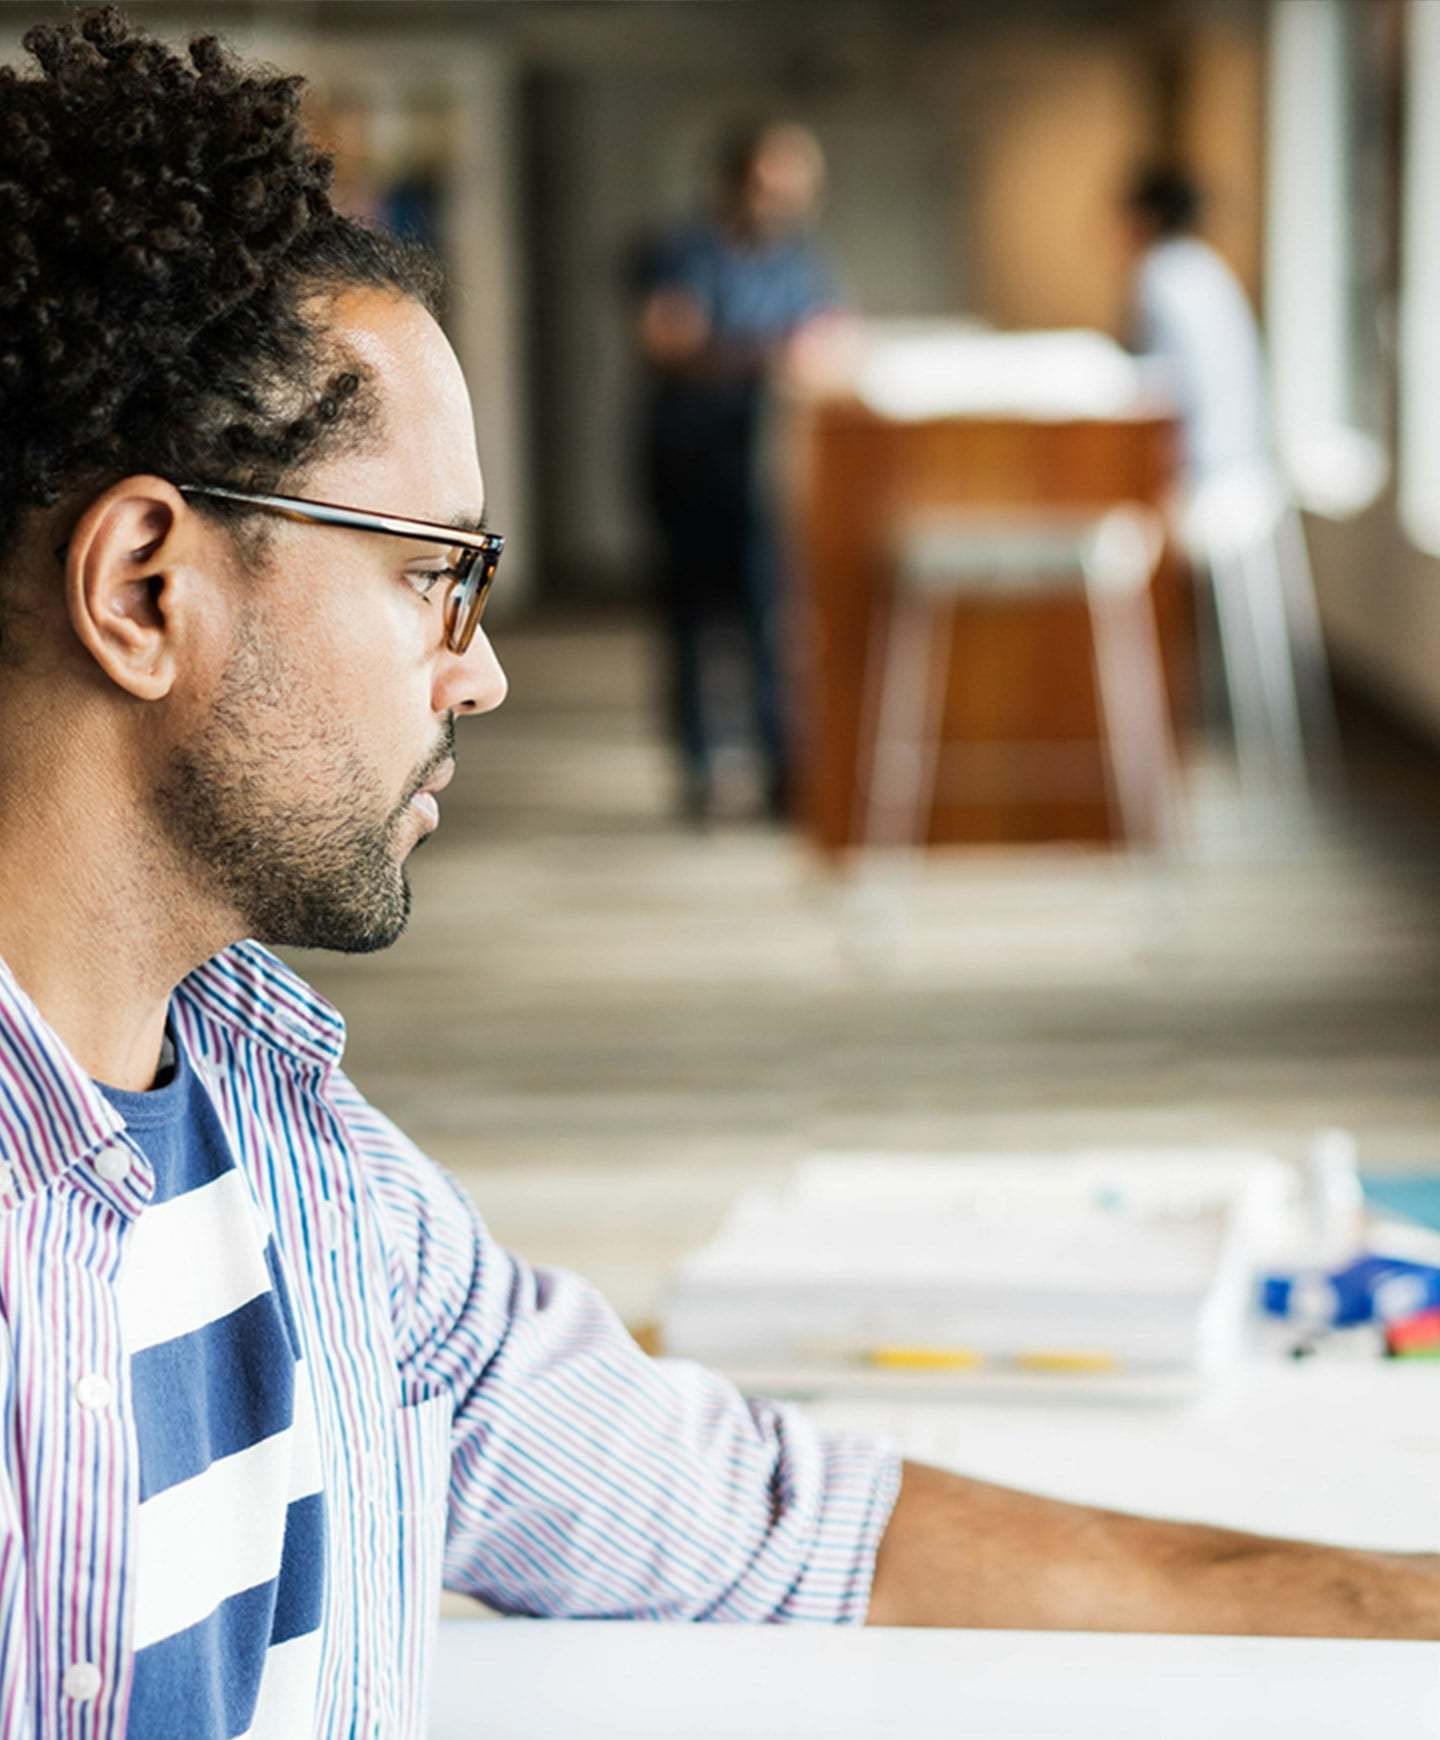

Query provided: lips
[416,758,455,800]
[405,756,454,832]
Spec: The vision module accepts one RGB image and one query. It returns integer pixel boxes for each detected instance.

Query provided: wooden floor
[288,612,1440,1328]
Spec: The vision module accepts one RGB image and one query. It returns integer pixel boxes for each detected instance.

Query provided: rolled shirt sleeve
[337,1075,902,1623]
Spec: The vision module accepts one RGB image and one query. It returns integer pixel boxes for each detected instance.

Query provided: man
[633,119,842,821]
[1124,164,1273,488]
[0,13,1433,1738]
[1123,163,1334,781]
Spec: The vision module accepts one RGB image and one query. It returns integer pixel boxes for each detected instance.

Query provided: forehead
[757,127,822,179]
[313,286,484,524]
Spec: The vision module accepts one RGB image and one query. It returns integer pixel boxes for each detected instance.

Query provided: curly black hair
[0,6,443,588]
[1126,165,1204,239]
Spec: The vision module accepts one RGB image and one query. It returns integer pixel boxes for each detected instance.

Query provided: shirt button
[74,1374,114,1411]
[62,1661,101,1701]
[95,1149,130,1185]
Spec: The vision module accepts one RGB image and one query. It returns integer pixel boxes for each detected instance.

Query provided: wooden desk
[786,401,1185,854]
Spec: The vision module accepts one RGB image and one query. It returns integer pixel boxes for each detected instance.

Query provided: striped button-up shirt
[0,942,901,1738]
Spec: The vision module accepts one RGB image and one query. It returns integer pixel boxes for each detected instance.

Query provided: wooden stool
[1181,464,1341,797]
[855,506,1181,854]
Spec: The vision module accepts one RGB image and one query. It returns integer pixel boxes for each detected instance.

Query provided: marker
[1385,1306,1440,1358]
[1263,1256,1440,1328]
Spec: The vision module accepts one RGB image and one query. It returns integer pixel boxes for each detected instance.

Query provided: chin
[252,867,412,957]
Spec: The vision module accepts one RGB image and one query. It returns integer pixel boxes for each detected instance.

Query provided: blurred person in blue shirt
[632,121,844,822]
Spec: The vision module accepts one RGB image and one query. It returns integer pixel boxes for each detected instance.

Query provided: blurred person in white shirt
[1124,164,1273,488]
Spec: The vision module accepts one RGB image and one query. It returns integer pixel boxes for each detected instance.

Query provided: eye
[403,565,460,604]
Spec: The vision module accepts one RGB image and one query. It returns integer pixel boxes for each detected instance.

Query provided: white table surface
[804,1360,1440,1553]
[430,1624,1440,1739]
[430,1363,1440,1737]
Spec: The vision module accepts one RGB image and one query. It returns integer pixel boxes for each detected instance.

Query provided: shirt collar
[0,940,346,1201]
[0,950,127,1200]
[176,940,347,1072]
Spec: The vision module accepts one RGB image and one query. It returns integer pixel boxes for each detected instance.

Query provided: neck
[0,727,236,1091]
[722,207,768,246]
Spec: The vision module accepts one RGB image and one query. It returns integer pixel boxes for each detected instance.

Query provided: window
[1399,0,1440,552]
[1267,0,1391,519]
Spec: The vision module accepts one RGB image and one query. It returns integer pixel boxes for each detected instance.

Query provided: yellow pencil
[866,1345,983,1371]
[1014,1350,1118,1374]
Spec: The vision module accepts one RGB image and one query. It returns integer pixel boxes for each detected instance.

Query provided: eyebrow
[445,511,489,536]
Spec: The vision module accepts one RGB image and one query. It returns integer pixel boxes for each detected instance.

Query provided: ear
[61,477,208,701]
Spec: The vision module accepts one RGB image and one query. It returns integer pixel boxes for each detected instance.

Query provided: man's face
[151,288,506,954]
[1120,209,1159,261]
[743,126,825,235]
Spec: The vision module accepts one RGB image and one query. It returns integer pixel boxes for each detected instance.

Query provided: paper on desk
[662,1151,1288,1380]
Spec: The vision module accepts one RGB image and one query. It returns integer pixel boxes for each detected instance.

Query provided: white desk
[806,1360,1440,1553]
[430,1364,1440,1737]
[430,1625,1440,1739]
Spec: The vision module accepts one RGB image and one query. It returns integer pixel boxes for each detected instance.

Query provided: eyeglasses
[177,483,505,655]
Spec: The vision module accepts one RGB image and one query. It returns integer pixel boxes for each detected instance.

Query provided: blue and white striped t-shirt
[97,1034,327,1737]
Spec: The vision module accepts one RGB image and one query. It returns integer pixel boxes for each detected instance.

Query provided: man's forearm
[867,1460,1440,1638]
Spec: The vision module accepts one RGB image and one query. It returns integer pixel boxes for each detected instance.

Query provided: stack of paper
[661,1151,1289,1385]
[853,323,1172,422]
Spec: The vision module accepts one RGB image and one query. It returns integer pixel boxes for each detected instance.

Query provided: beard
[152,622,453,955]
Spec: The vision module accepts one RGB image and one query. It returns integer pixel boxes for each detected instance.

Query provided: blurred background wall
[3,0,1435,738]
[9,0,1440,1345]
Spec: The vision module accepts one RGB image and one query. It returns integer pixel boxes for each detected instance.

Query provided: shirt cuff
[770,1416,904,1624]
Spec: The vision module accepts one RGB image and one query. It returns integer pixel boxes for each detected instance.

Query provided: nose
[434,625,508,716]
